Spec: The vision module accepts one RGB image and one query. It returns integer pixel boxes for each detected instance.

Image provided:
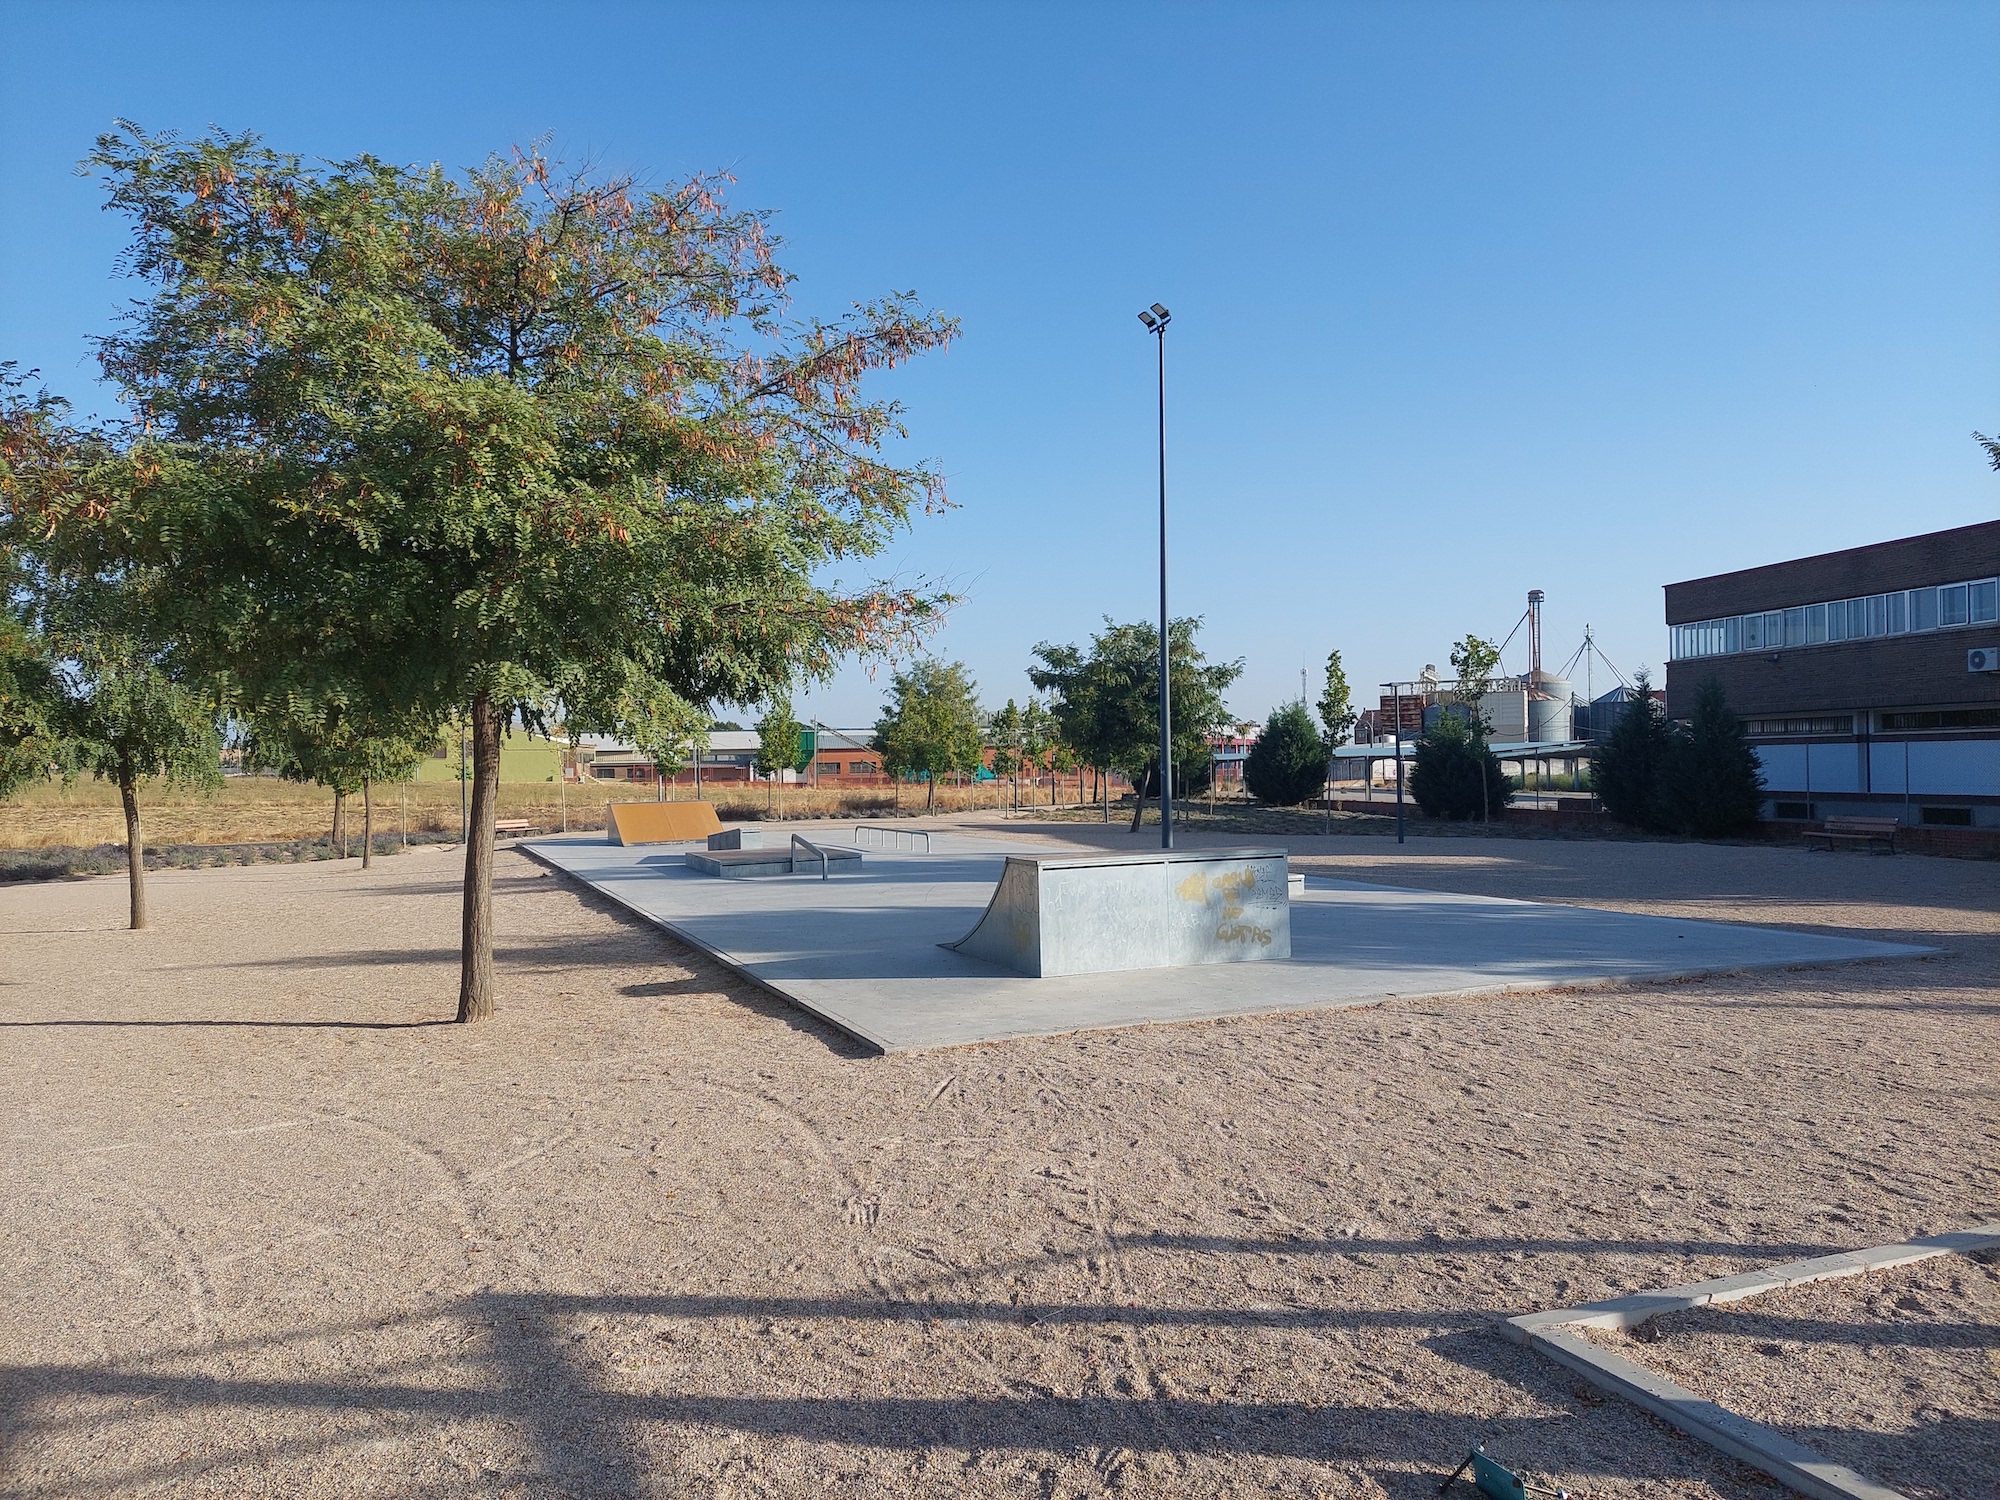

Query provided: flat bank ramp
[946,846,1292,978]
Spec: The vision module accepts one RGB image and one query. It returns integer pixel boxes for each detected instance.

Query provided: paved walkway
[520,829,1931,1052]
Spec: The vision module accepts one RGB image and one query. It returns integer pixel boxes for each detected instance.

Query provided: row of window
[1672,577,2000,660]
[1743,707,2000,737]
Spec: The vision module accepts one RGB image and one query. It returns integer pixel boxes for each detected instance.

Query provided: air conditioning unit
[1970,647,2000,673]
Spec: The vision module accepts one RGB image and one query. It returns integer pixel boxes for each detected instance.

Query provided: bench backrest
[1822,816,1899,834]
[606,800,725,845]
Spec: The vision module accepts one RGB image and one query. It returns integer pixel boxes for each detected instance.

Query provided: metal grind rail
[792,833,838,879]
[854,824,930,853]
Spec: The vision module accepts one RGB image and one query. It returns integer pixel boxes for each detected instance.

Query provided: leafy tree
[753,695,806,811]
[1592,675,1672,829]
[1,373,222,927]
[1655,677,1764,837]
[0,595,62,798]
[1021,697,1060,805]
[0,376,78,797]
[1315,648,1356,752]
[1449,634,1502,705]
[18,126,955,1021]
[244,704,428,866]
[873,659,983,813]
[1408,709,1511,822]
[1029,617,1241,831]
[987,698,1025,807]
[1244,702,1327,806]
[53,629,222,929]
[1046,718,1079,806]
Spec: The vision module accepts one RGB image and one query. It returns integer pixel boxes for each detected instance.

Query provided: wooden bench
[605,800,725,845]
[1803,816,1898,854]
[493,819,533,836]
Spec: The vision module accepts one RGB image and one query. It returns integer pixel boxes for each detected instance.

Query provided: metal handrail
[854,823,929,853]
[792,833,831,879]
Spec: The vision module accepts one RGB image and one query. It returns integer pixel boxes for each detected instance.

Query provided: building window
[1744,716,1854,736]
[1782,607,1806,647]
[1919,806,1972,827]
[848,760,878,775]
[817,761,842,775]
[1806,603,1827,644]
[1973,580,1998,623]
[1939,583,1969,627]
[1909,586,1938,632]
[1878,707,2000,732]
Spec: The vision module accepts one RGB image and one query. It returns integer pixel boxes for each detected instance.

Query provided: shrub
[1408,710,1511,821]
[1243,703,1328,806]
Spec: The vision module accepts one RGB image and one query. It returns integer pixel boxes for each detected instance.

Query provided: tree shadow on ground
[1,1288,1759,1500]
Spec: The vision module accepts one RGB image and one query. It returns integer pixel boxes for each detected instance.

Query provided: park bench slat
[1802,816,1898,854]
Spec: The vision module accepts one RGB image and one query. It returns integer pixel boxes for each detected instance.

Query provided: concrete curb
[1504,1221,2000,1500]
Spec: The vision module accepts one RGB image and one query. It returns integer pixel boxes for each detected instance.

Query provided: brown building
[1664,520,2000,828]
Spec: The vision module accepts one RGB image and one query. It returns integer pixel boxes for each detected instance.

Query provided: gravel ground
[1582,1255,2000,1500]
[3,824,1996,1498]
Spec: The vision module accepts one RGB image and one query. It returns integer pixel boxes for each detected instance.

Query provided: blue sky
[4,2,1995,729]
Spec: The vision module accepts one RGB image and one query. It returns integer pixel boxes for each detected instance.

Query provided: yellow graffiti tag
[1176,866,1269,944]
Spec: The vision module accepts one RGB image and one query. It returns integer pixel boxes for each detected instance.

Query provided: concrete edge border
[513,842,894,1056]
[1502,1222,2000,1500]
[511,841,1937,1057]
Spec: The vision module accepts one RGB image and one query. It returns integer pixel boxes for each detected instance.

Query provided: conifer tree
[1592,675,1672,830]
[1244,702,1327,806]
[1656,677,1764,836]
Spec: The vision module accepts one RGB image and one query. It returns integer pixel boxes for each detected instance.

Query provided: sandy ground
[3,821,1996,1498]
[1582,1255,2000,1500]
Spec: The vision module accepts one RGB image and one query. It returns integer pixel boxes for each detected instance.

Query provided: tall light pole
[1137,301,1172,848]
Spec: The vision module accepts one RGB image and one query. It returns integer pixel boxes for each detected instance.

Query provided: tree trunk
[456,691,505,1023]
[120,772,147,931]
[332,789,347,856]
[362,777,374,869]
[1129,767,1149,833]
[925,774,935,814]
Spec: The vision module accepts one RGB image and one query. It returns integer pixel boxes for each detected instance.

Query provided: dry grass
[0,779,1105,850]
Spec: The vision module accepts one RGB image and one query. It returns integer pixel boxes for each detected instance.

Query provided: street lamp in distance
[1137,302,1172,848]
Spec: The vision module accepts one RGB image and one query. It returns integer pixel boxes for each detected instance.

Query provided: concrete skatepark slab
[519,831,1933,1053]
[948,847,1291,977]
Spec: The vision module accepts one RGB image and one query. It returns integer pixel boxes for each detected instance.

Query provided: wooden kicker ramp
[605,801,725,845]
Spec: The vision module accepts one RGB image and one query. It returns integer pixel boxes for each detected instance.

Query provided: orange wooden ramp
[605,801,725,845]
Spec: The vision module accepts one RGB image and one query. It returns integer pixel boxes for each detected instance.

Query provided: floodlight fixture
[1150,302,1171,322]
[1137,309,1157,329]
